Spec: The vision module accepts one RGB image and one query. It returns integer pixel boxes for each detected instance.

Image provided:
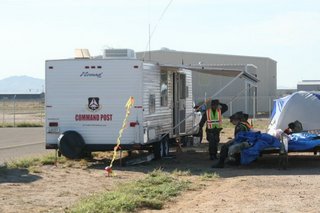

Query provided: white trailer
[45,49,258,159]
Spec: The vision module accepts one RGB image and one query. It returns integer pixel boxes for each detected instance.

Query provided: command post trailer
[45,49,196,159]
[45,49,259,159]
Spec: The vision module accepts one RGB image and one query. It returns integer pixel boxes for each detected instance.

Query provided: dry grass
[0,99,44,126]
[69,169,191,213]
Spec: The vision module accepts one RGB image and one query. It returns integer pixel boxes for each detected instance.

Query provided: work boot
[226,156,240,166]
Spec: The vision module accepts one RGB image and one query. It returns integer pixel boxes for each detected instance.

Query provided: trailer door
[173,72,186,135]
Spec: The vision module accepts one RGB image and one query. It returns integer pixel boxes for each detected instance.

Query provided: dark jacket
[199,103,228,130]
[234,121,251,137]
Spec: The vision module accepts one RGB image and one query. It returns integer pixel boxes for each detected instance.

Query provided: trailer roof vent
[103,49,136,59]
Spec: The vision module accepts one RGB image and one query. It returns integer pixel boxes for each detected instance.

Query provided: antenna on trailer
[148,23,151,60]
[143,0,174,60]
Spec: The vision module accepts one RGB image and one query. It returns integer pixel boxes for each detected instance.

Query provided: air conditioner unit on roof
[103,49,136,59]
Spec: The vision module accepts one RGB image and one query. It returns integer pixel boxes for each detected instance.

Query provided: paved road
[0,128,51,164]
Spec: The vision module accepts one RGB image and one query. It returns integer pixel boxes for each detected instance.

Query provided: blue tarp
[234,131,281,165]
[288,132,320,151]
[235,131,320,165]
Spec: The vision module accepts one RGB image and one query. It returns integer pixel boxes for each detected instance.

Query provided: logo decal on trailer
[88,97,101,112]
[80,72,103,78]
[75,97,113,122]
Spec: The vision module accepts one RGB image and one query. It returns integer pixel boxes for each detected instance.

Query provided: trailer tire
[153,141,163,160]
[58,131,85,159]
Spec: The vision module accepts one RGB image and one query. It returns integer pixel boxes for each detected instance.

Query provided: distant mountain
[0,76,44,94]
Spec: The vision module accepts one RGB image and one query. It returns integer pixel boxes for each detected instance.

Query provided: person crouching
[211,111,252,168]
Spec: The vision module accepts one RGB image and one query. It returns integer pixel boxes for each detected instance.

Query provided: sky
[0,0,319,89]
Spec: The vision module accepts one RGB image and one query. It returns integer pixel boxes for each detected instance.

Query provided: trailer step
[125,153,155,166]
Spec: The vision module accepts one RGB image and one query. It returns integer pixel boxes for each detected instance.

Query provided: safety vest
[206,108,222,129]
[240,121,252,131]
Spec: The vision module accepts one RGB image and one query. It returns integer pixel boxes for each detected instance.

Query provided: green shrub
[200,172,220,181]
[172,169,192,176]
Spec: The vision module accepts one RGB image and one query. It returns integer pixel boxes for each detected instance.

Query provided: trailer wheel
[161,137,170,157]
[153,141,163,160]
[58,131,85,159]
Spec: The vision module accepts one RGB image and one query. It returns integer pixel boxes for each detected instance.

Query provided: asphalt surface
[0,127,51,164]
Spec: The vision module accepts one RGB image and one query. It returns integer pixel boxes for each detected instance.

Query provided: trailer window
[149,94,156,114]
[160,71,168,107]
[180,74,186,99]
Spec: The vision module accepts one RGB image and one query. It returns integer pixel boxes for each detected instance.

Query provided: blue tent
[268,91,320,135]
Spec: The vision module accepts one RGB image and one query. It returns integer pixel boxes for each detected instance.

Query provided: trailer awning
[159,64,259,84]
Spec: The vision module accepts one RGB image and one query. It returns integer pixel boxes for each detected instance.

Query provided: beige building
[297,80,320,91]
[137,49,277,116]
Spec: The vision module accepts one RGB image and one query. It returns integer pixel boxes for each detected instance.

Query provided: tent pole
[253,87,256,123]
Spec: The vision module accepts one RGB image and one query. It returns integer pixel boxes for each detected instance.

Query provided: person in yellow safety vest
[199,99,228,160]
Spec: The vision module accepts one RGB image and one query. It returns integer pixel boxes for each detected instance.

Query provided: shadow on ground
[86,145,320,178]
[0,167,42,184]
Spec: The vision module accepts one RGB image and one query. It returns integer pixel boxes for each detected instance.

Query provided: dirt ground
[1,121,320,212]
